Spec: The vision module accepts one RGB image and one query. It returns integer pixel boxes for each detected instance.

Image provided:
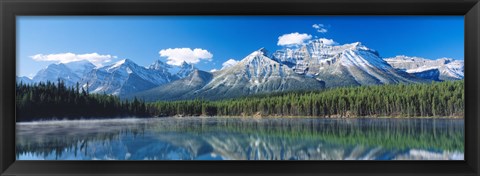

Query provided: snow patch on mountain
[384,55,464,80]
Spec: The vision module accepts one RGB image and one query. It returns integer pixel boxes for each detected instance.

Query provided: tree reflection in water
[16,117,464,160]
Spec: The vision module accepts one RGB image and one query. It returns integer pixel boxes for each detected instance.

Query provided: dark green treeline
[149,80,464,118]
[16,80,149,122]
[16,80,464,121]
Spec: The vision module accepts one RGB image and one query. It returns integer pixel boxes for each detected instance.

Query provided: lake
[16,117,464,160]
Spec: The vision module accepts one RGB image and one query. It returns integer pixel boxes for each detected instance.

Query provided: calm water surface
[16,117,464,160]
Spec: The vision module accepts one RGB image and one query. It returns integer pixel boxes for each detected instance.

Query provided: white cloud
[221,59,239,69]
[277,32,312,46]
[210,69,218,72]
[159,48,213,66]
[30,52,117,67]
[312,24,323,28]
[319,38,338,45]
[312,24,328,33]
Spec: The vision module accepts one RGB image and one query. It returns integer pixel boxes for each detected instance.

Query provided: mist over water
[16,117,464,160]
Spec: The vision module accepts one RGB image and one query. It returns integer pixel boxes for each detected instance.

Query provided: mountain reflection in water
[16,117,464,160]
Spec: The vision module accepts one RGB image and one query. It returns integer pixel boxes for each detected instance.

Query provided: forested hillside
[149,80,464,118]
[16,80,149,122]
[16,80,464,121]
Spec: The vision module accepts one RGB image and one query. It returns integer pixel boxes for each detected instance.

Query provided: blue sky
[17,16,464,77]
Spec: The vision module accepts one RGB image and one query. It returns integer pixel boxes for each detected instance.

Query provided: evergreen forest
[16,80,149,122]
[16,80,464,122]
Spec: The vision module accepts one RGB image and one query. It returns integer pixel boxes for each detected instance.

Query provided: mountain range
[129,48,326,101]
[17,38,464,101]
[271,40,425,87]
[17,59,195,96]
[384,55,464,81]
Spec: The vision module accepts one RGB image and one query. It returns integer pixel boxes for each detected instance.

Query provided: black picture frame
[1,0,479,175]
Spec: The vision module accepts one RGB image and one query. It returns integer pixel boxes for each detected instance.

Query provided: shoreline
[16,115,465,123]
[198,114,465,119]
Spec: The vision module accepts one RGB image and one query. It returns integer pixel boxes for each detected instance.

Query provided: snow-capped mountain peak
[106,59,137,71]
[21,35,463,100]
[257,47,269,55]
[148,59,175,78]
[63,60,96,76]
[384,55,464,80]
[337,45,388,70]
[176,61,196,78]
[180,61,193,68]
[240,48,272,63]
[134,47,326,101]
[82,58,180,95]
[21,60,96,87]
[271,39,421,87]
[149,59,171,70]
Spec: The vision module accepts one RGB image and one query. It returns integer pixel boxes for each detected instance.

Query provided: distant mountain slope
[81,59,178,95]
[176,61,196,79]
[384,56,464,81]
[272,40,424,87]
[129,48,326,101]
[127,69,213,101]
[32,61,96,87]
[149,60,195,79]
[16,76,33,84]
[195,48,325,99]
[19,58,198,96]
[63,60,96,77]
